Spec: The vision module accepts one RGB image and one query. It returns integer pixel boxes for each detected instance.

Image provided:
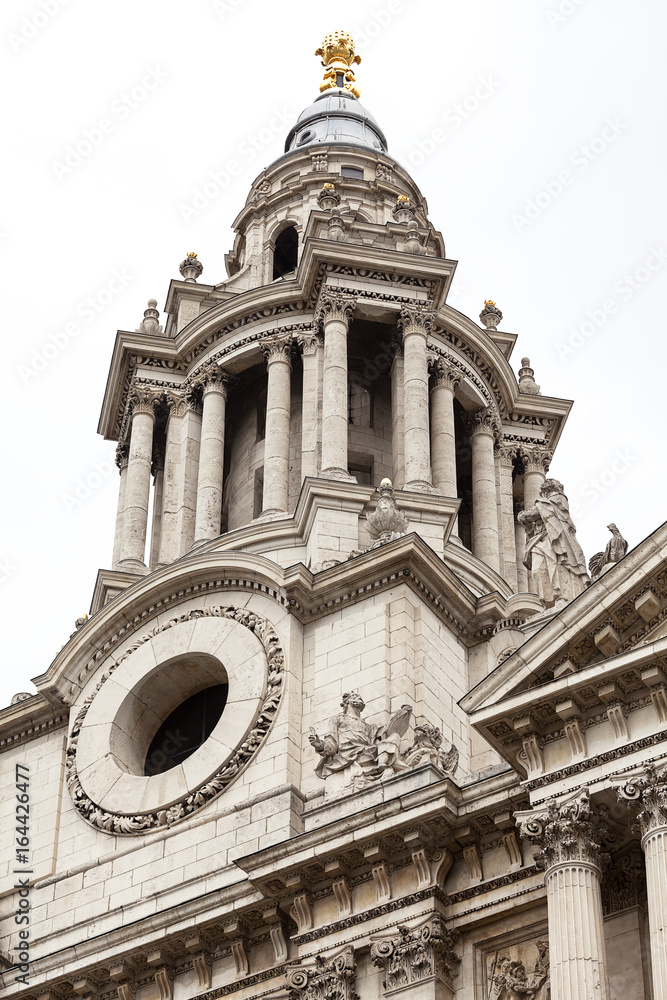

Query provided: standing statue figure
[517,479,589,606]
[309,692,412,796]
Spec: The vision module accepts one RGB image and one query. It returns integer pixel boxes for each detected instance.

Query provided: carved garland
[65,606,285,835]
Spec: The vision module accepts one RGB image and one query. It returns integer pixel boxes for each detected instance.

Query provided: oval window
[297,129,315,145]
[144,683,228,776]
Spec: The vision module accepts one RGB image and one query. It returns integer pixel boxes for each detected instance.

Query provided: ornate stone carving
[261,333,293,365]
[397,303,435,338]
[479,300,503,330]
[463,406,501,438]
[589,523,629,579]
[487,941,549,1000]
[400,721,459,775]
[517,479,589,606]
[308,692,413,795]
[189,359,231,394]
[65,607,285,835]
[290,891,314,934]
[318,183,341,211]
[287,946,358,1000]
[601,849,647,915]
[371,916,459,995]
[136,298,163,335]
[376,162,393,182]
[315,290,356,328]
[251,178,271,200]
[311,152,328,172]
[315,30,361,98]
[517,788,614,871]
[296,331,321,356]
[326,209,347,242]
[519,446,552,475]
[393,195,416,224]
[179,251,203,282]
[517,357,541,395]
[115,441,129,470]
[617,760,667,837]
[429,355,461,390]
[10,692,32,705]
[366,479,409,545]
[403,220,427,255]
[128,387,160,416]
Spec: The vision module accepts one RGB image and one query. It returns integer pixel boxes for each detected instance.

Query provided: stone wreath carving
[65,606,284,835]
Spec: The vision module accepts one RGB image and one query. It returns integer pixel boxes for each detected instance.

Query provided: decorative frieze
[487,941,549,1000]
[371,915,459,996]
[287,947,358,1000]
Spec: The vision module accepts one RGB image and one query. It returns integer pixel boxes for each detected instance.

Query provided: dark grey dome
[284,90,388,154]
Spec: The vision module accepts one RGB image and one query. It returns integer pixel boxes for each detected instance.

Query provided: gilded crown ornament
[315,30,361,98]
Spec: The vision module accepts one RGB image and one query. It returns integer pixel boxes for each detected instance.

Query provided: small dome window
[273,226,298,279]
[297,130,315,146]
[341,165,363,179]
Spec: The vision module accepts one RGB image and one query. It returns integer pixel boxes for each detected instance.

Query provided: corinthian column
[618,763,667,996]
[112,442,129,569]
[118,389,156,573]
[297,331,321,481]
[518,789,612,1000]
[261,334,292,514]
[521,445,553,511]
[316,291,355,479]
[429,356,460,500]
[390,341,405,488]
[398,304,435,491]
[193,363,229,545]
[158,392,202,566]
[465,407,501,571]
[497,441,518,589]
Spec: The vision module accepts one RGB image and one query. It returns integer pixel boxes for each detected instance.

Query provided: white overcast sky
[1,0,666,708]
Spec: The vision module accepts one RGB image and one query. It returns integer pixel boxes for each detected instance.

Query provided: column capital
[296,330,322,356]
[496,438,519,467]
[463,405,501,439]
[261,332,293,366]
[189,360,232,396]
[397,302,435,338]
[315,290,356,329]
[617,760,667,838]
[115,441,129,470]
[164,389,202,417]
[128,387,159,417]
[520,444,553,474]
[429,354,461,390]
[287,946,357,1000]
[517,788,614,871]
[371,915,459,995]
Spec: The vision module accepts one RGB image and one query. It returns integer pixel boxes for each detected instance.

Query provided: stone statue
[400,721,459,775]
[309,692,413,795]
[517,479,589,606]
[588,523,629,579]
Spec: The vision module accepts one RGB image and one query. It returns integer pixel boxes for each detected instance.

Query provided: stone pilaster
[111,442,129,570]
[497,441,518,590]
[287,946,357,1000]
[297,331,321,481]
[316,291,356,479]
[429,357,460,511]
[518,789,612,1000]
[118,389,157,573]
[193,362,230,544]
[398,304,435,490]
[371,915,459,1000]
[618,762,667,996]
[390,340,405,488]
[260,334,292,514]
[465,407,501,572]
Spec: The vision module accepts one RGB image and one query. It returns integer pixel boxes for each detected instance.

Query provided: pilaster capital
[397,302,435,338]
[371,915,459,994]
[286,946,357,1000]
[617,760,667,839]
[128,387,159,418]
[315,290,356,329]
[296,331,322,356]
[463,406,501,439]
[261,333,293,366]
[519,445,553,475]
[115,441,130,470]
[496,438,519,467]
[429,354,461,391]
[516,788,614,872]
[164,389,202,418]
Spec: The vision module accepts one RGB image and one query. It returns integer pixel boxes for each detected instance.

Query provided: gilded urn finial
[315,30,361,98]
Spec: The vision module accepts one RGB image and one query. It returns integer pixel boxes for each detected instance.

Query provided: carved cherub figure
[401,721,459,775]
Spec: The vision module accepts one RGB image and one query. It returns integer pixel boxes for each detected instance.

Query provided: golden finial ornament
[187,251,198,259]
[397,194,410,204]
[484,299,496,307]
[315,30,361,98]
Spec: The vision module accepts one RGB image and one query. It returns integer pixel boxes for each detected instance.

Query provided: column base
[257,508,289,521]
[117,558,148,574]
[320,468,357,482]
[404,479,436,493]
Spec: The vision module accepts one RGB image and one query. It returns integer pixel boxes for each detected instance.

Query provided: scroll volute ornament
[315,291,356,329]
[517,788,615,870]
[287,946,358,1000]
[618,760,667,837]
[397,303,435,338]
[371,916,459,996]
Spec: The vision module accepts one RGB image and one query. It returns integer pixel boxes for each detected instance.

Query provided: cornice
[0,693,68,750]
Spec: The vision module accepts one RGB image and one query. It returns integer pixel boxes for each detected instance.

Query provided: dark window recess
[144,684,228,776]
[349,463,373,485]
[341,166,363,179]
[336,72,345,88]
[257,387,267,440]
[273,226,298,279]
[253,467,264,519]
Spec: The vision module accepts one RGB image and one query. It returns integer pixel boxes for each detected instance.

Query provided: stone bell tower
[4,28,665,1000]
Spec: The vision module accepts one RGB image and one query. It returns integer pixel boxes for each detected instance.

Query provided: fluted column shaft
[118,393,155,572]
[399,305,434,490]
[112,443,129,569]
[261,335,292,514]
[468,408,500,571]
[194,369,228,543]
[298,332,321,481]
[317,292,355,478]
[522,446,552,511]
[497,444,518,589]
[390,347,405,488]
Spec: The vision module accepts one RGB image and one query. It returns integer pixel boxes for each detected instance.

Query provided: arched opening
[273,226,298,279]
[454,400,473,552]
[144,683,228,776]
